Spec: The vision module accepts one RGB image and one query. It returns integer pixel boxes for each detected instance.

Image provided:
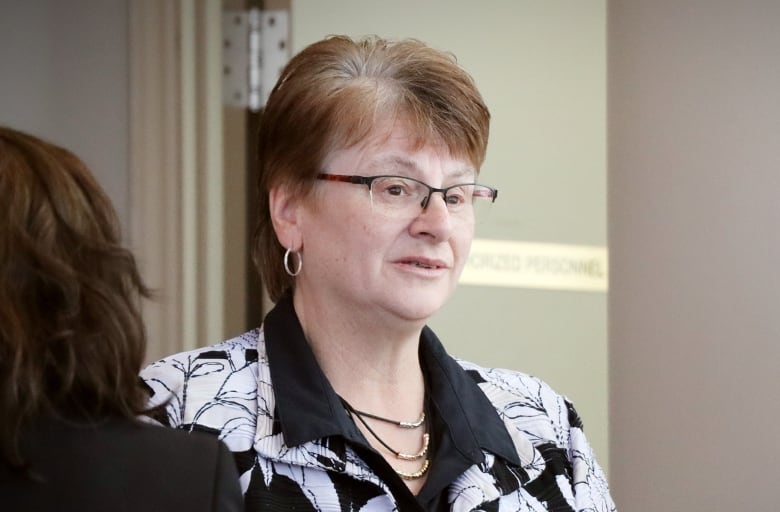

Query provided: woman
[142,36,616,511]
[0,127,243,511]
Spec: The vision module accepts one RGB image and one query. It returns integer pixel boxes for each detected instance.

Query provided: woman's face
[294,119,477,324]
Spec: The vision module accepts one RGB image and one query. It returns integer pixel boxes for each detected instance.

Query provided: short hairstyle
[0,127,151,470]
[252,35,491,302]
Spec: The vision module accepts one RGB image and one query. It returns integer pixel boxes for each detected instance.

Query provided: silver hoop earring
[284,248,302,277]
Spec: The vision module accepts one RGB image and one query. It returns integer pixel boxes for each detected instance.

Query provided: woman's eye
[377,178,414,197]
[385,185,405,196]
[446,190,467,205]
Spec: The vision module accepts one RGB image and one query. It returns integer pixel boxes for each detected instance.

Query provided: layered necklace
[341,399,431,480]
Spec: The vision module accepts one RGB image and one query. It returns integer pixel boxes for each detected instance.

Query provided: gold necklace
[346,406,426,429]
[341,399,431,480]
[395,458,430,480]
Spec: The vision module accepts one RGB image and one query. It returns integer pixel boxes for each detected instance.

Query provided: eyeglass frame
[315,173,498,213]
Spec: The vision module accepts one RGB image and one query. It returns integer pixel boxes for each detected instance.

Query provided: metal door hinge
[222,8,289,111]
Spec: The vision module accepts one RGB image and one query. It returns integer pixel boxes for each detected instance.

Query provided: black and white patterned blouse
[141,295,616,511]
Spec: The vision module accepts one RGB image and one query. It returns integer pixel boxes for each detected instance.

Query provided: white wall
[609,1,780,508]
[292,0,609,469]
[0,0,130,227]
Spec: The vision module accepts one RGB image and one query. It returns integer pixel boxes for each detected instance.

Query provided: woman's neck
[293,291,427,417]
[292,291,432,494]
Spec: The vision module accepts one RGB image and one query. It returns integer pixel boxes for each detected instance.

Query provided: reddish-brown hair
[0,127,151,470]
[252,35,491,302]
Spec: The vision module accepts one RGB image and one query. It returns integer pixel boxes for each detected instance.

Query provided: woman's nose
[419,190,446,210]
[412,192,453,239]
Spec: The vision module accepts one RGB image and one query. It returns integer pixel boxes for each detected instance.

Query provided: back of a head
[0,127,151,471]
[253,35,491,301]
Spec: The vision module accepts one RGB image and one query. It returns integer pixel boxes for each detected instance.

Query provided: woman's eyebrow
[367,155,476,180]
[448,167,477,181]
[366,154,418,173]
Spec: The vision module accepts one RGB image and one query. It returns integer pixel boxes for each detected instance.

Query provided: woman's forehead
[324,117,471,169]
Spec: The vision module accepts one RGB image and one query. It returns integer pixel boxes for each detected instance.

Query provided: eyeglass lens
[368,176,494,219]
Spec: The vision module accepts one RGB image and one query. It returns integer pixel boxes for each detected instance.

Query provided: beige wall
[0,0,130,228]
[608,1,780,508]
[9,2,780,505]
[292,0,610,470]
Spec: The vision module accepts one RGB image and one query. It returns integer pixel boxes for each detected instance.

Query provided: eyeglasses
[316,173,498,220]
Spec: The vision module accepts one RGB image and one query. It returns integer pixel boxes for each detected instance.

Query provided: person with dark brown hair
[142,35,616,511]
[0,126,243,511]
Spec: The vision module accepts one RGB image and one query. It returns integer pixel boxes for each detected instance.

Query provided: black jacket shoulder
[0,417,243,512]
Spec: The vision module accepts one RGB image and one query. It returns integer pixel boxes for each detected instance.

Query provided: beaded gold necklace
[341,399,431,480]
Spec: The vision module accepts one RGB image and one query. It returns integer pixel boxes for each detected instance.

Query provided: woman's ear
[269,184,303,251]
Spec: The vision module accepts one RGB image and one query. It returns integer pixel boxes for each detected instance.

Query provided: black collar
[263,294,521,468]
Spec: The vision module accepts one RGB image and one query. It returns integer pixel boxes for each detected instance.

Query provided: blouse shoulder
[454,358,580,446]
[455,359,617,511]
[140,329,265,428]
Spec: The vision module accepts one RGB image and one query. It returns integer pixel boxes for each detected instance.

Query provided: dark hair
[252,35,491,302]
[0,127,152,471]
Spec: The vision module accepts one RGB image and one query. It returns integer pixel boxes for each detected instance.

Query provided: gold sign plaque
[460,239,608,292]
